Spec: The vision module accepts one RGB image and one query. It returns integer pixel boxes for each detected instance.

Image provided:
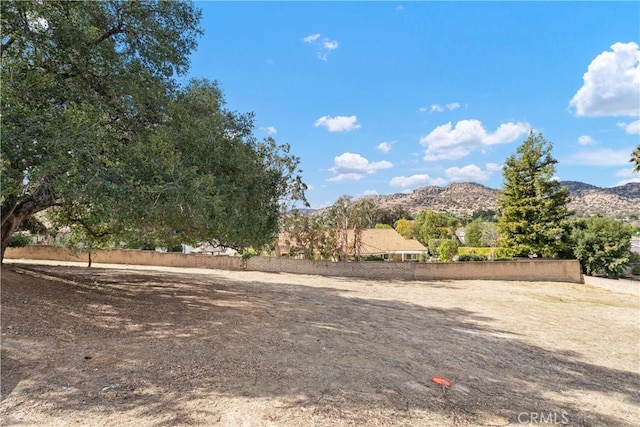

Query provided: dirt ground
[1,262,639,426]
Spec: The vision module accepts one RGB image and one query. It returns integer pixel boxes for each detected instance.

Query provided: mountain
[359,181,640,218]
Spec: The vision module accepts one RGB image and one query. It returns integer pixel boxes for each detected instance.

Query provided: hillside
[358,181,640,218]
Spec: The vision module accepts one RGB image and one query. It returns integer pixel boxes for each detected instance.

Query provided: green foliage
[497,132,572,258]
[374,224,393,229]
[1,0,203,259]
[395,218,417,239]
[415,211,459,246]
[428,239,447,256]
[8,233,32,248]
[458,253,488,262]
[471,209,498,223]
[631,145,640,173]
[464,219,483,247]
[437,240,459,262]
[0,2,307,260]
[571,216,634,279]
[458,247,493,257]
[372,205,411,227]
[364,255,384,261]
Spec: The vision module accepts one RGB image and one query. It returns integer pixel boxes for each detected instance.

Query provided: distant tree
[464,219,483,247]
[281,212,326,260]
[471,209,498,223]
[395,218,417,239]
[414,211,459,246]
[497,132,572,257]
[481,222,500,247]
[437,240,459,262]
[632,145,640,173]
[571,216,634,279]
[372,205,411,227]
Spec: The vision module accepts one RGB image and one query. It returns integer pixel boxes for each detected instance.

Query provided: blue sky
[185,1,640,209]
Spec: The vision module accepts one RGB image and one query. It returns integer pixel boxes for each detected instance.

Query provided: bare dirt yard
[1,262,639,426]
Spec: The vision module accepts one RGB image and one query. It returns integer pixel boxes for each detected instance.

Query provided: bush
[632,264,640,276]
[428,239,446,256]
[8,234,32,247]
[437,240,459,262]
[458,247,494,257]
[571,216,633,279]
[458,253,488,262]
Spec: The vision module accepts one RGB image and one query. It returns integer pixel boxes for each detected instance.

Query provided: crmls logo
[518,411,570,425]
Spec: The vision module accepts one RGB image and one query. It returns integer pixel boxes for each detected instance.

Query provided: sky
[184,1,640,209]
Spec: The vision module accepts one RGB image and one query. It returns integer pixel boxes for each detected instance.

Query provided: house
[277,228,427,261]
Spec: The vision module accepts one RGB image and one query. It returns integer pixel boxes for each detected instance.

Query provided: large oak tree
[1,1,306,260]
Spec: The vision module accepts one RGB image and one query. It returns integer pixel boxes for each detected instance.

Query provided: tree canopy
[1,1,306,259]
[571,216,634,279]
[496,132,572,258]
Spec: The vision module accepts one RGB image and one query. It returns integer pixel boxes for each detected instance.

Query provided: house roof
[278,228,427,255]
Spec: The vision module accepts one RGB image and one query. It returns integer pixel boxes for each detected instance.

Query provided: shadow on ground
[1,264,638,426]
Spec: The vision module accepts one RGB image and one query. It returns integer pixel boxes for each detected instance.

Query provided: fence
[5,245,583,283]
[4,245,243,270]
[246,256,583,283]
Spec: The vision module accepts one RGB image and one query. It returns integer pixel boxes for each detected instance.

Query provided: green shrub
[364,255,384,261]
[458,253,488,262]
[437,240,459,262]
[428,239,446,256]
[8,234,32,247]
[631,264,640,276]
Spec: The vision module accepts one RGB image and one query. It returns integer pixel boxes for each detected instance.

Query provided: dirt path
[1,263,639,426]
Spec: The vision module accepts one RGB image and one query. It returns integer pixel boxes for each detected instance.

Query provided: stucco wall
[246,256,583,283]
[5,245,243,270]
[5,245,582,283]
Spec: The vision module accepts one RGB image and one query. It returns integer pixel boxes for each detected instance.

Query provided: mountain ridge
[311,181,640,218]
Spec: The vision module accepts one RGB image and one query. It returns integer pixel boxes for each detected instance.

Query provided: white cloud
[262,126,277,135]
[617,119,640,134]
[314,115,360,132]
[566,148,634,166]
[420,119,530,161]
[303,33,321,43]
[376,141,395,153]
[323,39,338,50]
[303,33,339,61]
[569,42,640,117]
[615,168,636,178]
[328,152,393,181]
[445,164,498,182]
[362,190,379,196]
[578,135,596,145]
[427,102,461,113]
[390,174,446,188]
[486,162,502,172]
[417,106,429,113]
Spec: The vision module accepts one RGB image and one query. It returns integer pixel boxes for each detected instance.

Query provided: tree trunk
[1,211,29,262]
[1,179,58,263]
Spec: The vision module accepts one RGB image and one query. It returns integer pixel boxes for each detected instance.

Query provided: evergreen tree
[497,132,572,257]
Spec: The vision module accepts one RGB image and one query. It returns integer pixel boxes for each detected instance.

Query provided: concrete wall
[5,245,243,270]
[246,256,583,283]
[5,245,583,283]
